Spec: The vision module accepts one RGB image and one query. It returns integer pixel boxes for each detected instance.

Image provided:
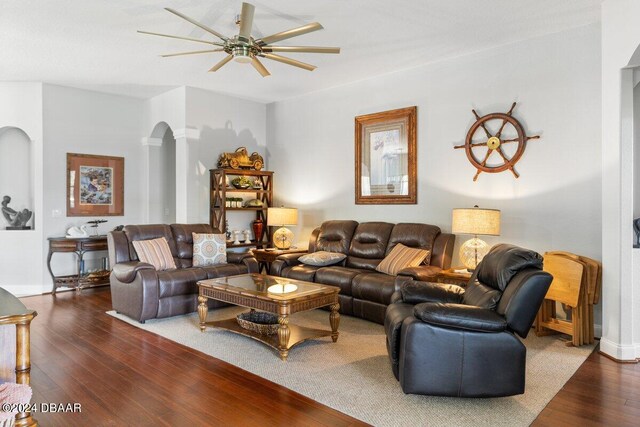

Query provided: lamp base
[273,226,294,250]
[459,237,489,271]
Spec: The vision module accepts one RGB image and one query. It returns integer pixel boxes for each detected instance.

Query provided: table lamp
[267,207,298,249]
[451,205,501,271]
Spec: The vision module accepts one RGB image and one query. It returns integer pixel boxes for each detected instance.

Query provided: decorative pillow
[376,243,430,276]
[299,251,347,267]
[192,233,227,266]
[132,237,176,271]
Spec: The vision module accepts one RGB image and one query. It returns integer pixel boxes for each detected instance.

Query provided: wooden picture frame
[67,153,124,216]
[355,106,417,204]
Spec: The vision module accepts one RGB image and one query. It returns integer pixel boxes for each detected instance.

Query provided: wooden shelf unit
[210,169,273,249]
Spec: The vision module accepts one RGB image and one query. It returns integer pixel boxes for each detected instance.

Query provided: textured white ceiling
[0,0,601,103]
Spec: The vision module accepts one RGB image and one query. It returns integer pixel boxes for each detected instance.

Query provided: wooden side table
[251,248,308,274]
[0,287,37,427]
[435,267,473,287]
[47,236,110,294]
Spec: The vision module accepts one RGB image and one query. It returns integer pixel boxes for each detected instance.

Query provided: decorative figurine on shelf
[66,225,89,238]
[233,230,241,245]
[217,147,264,170]
[1,195,33,230]
[252,179,262,189]
[634,218,640,248]
[225,220,232,241]
[244,198,263,207]
[244,229,252,244]
[231,176,252,189]
[252,218,264,243]
[87,219,107,236]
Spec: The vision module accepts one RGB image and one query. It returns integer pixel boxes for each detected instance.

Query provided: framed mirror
[355,106,417,204]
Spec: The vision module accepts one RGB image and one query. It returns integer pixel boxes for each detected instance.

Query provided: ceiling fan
[138,2,340,77]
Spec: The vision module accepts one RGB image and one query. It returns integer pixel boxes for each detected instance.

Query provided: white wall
[268,25,602,323]
[184,87,267,230]
[1,81,267,295]
[42,84,146,289]
[0,83,43,296]
[601,0,640,361]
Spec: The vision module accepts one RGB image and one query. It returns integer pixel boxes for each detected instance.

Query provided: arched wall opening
[0,126,34,230]
[146,122,176,224]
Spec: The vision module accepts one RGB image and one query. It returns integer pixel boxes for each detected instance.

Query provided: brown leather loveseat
[271,220,454,324]
[108,224,258,323]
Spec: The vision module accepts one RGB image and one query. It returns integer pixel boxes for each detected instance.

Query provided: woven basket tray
[236,311,279,335]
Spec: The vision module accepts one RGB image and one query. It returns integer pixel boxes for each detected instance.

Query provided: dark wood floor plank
[19,288,369,427]
[18,288,640,426]
[533,344,640,426]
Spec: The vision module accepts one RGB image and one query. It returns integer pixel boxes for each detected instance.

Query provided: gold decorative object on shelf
[217,147,264,170]
[231,176,252,188]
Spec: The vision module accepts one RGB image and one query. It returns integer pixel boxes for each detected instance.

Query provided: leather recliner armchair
[384,244,553,397]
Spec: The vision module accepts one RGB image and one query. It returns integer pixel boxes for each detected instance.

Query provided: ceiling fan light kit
[139,2,340,77]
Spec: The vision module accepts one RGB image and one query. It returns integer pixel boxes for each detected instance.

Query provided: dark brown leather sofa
[271,220,455,324]
[108,224,258,323]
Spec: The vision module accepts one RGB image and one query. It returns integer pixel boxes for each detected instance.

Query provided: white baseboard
[1,284,46,297]
[599,337,640,361]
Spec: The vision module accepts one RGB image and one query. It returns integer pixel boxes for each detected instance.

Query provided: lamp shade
[267,207,298,226]
[452,207,501,236]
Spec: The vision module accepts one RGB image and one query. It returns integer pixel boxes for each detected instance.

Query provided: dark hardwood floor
[20,288,366,427]
[16,288,640,426]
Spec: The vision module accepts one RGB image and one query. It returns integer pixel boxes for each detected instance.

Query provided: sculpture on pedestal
[1,195,32,230]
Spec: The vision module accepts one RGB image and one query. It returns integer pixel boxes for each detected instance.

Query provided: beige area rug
[107,307,593,426]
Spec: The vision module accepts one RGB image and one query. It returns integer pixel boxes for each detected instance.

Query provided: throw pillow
[299,251,347,267]
[376,243,430,276]
[132,237,177,271]
[192,233,227,266]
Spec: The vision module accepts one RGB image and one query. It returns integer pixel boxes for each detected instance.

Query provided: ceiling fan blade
[165,7,228,42]
[161,49,224,57]
[257,22,323,46]
[262,53,316,71]
[262,46,340,54]
[251,56,271,77]
[137,30,223,46]
[238,3,255,41]
[209,54,234,72]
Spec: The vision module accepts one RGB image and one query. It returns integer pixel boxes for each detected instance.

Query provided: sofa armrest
[390,290,403,304]
[271,252,306,276]
[112,261,155,283]
[414,302,507,333]
[397,265,442,282]
[226,252,259,273]
[400,281,465,305]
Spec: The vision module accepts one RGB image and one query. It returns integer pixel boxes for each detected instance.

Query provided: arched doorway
[146,122,176,223]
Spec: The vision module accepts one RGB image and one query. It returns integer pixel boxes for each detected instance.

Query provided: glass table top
[199,274,337,300]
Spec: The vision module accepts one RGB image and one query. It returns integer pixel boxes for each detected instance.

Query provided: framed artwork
[355,106,417,204]
[67,153,124,216]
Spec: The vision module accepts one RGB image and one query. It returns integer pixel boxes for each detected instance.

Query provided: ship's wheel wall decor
[454,102,540,181]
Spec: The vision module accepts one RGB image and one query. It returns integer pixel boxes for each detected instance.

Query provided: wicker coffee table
[197,273,340,361]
